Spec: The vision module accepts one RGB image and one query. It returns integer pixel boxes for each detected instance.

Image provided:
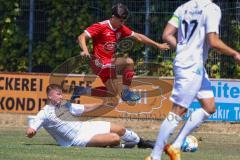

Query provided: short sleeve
[120,25,134,38]
[168,7,181,28]
[85,23,103,38]
[69,103,85,116]
[205,5,221,34]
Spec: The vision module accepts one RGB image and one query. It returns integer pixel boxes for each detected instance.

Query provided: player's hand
[157,43,170,51]
[26,128,36,138]
[233,53,240,64]
[80,51,91,58]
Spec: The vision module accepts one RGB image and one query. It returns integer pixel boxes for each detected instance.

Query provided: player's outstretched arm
[83,103,104,113]
[131,32,170,50]
[25,111,44,138]
[208,33,240,64]
[162,23,178,49]
[78,32,91,57]
[83,99,116,113]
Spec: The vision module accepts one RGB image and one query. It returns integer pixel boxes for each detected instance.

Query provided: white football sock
[172,108,210,149]
[151,112,182,160]
[121,129,140,144]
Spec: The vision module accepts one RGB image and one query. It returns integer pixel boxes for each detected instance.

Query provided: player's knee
[110,133,121,145]
[208,106,216,115]
[201,98,216,115]
[118,127,126,136]
[204,105,216,115]
[126,57,134,66]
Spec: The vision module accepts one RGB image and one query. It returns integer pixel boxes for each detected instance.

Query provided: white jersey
[29,103,85,147]
[169,0,221,68]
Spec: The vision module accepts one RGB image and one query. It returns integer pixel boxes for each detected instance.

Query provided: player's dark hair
[112,3,129,20]
[46,84,62,95]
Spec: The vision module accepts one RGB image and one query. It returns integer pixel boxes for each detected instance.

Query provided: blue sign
[186,102,240,122]
[186,80,240,122]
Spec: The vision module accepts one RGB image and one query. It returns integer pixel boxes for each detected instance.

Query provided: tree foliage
[0,0,239,78]
[0,1,28,72]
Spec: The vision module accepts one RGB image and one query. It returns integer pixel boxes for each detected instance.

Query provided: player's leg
[102,79,119,108]
[149,67,203,160]
[110,123,139,144]
[91,63,119,98]
[150,105,184,160]
[86,129,155,148]
[75,121,148,148]
[109,123,136,148]
[199,97,216,114]
[71,57,117,100]
[171,98,215,150]
[71,85,114,98]
[103,78,119,96]
[172,69,215,149]
[71,75,118,99]
[110,123,155,149]
[114,57,140,102]
[86,133,121,147]
[109,123,126,136]
[73,121,120,147]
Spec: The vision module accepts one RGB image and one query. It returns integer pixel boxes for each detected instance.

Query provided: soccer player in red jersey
[73,3,169,103]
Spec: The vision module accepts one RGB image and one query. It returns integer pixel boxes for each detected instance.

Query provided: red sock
[122,69,134,86]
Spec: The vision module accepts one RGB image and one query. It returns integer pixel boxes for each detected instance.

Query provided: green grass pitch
[0,126,239,160]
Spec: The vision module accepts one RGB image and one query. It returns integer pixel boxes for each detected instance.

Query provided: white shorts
[170,66,214,108]
[72,121,111,147]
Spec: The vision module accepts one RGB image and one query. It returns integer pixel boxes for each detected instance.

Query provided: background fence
[0,0,239,78]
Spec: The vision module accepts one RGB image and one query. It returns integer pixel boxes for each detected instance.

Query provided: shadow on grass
[24,143,56,146]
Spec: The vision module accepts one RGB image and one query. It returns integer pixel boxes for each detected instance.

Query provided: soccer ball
[181,135,198,152]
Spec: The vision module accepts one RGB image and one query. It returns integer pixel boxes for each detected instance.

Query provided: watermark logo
[49,39,172,120]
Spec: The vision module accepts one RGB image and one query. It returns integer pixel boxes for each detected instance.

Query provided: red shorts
[90,58,117,83]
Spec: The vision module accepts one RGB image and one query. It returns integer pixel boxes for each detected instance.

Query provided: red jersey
[85,20,133,64]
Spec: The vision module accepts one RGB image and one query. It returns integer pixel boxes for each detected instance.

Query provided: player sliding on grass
[145,0,240,160]
[72,3,169,103]
[26,84,155,149]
